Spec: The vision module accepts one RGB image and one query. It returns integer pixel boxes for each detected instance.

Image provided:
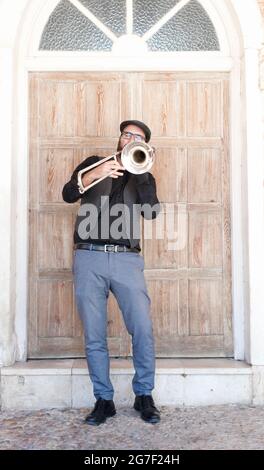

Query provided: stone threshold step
[1,358,252,376]
[0,359,253,409]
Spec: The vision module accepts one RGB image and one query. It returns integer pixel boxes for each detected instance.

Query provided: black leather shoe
[134,395,160,424]
[85,398,116,426]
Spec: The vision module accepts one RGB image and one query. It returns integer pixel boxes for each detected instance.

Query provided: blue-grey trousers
[73,249,156,400]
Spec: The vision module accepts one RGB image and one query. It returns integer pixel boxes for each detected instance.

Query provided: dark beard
[117,137,123,152]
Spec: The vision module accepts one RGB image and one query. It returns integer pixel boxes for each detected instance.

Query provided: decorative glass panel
[147,0,220,51]
[40,0,113,51]
[133,0,181,37]
[78,0,126,37]
[39,0,220,52]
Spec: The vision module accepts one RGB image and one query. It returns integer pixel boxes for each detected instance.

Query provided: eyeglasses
[121,131,146,142]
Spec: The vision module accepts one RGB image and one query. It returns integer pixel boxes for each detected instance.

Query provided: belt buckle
[104,244,118,253]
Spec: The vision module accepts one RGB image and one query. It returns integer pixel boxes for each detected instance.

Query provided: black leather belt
[75,243,140,253]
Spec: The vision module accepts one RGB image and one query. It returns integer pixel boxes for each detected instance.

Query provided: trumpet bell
[121,141,155,174]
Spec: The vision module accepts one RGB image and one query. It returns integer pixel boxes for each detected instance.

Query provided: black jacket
[62,156,161,248]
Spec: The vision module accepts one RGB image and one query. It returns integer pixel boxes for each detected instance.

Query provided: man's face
[117,125,146,152]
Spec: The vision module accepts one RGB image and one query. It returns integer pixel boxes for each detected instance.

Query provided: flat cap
[120,120,151,143]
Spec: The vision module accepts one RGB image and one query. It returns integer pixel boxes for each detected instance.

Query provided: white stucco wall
[0,0,31,366]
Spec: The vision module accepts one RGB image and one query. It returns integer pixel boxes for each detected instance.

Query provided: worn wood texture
[29,72,232,358]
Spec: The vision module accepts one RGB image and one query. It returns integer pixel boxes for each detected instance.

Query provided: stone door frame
[0,0,263,366]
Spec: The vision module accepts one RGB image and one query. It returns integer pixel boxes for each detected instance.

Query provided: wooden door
[28,71,232,358]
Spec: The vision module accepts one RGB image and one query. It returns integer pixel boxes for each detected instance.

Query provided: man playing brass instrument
[62,120,161,426]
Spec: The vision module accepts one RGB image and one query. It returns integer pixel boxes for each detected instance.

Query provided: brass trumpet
[77,141,155,194]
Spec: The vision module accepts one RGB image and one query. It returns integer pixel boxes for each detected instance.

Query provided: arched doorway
[1,0,262,365]
[27,0,231,358]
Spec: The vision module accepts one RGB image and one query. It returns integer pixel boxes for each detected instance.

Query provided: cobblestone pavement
[0,405,264,450]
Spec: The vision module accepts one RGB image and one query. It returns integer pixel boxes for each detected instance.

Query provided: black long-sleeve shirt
[62,156,159,250]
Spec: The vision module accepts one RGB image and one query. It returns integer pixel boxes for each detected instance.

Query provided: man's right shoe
[85,398,116,426]
[134,395,161,424]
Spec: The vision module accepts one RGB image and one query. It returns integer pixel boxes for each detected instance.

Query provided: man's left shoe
[134,395,161,424]
[85,398,116,426]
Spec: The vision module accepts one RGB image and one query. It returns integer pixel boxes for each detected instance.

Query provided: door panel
[28,71,232,358]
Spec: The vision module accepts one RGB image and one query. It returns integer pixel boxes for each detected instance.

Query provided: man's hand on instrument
[82,160,125,186]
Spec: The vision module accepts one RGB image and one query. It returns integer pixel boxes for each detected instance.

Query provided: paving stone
[0,405,264,450]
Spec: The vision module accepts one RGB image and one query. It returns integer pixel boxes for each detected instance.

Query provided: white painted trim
[68,0,117,42]
[0,48,15,366]
[13,60,29,363]
[27,0,59,55]
[25,54,233,72]
[143,0,191,41]
[232,0,264,48]
[198,0,232,55]
[126,0,133,35]
[229,58,245,360]
[244,48,264,364]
